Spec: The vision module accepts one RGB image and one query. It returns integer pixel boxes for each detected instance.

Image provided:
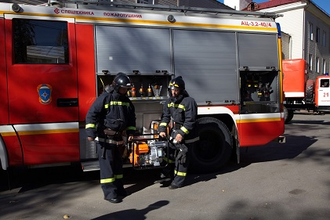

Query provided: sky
[218,0,330,15]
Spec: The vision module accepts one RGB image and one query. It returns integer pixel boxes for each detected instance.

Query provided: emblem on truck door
[37,84,52,105]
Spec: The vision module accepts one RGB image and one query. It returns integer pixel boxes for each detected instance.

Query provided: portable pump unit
[129,138,169,168]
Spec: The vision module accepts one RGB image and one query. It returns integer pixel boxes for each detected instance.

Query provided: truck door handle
[57,98,78,107]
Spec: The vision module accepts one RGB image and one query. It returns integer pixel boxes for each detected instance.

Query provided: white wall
[276,9,304,59]
[224,0,251,10]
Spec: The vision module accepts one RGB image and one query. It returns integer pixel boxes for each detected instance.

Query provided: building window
[309,23,313,41]
[309,54,313,71]
[316,57,320,73]
[323,31,326,47]
[316,27,320,43]
[323,59,327,74]
[13,18,69,64]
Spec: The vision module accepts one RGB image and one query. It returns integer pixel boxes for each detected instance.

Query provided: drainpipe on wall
[303,3,307,60]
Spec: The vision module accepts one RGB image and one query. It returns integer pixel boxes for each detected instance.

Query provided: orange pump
[129,142,149,166]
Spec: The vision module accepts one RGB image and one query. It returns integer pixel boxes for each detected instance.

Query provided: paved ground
[0,112,330,220]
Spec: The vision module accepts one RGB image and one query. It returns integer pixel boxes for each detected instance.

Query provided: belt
[185,136,200,144]
[96,137,125,146]
[104,128,122,136]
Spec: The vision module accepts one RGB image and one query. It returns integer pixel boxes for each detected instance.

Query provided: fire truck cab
[0,2,285,173]
[315,75,330,110]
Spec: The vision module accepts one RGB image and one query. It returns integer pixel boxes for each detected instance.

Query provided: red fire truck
[283,59,330,123]
[0,1,285,173]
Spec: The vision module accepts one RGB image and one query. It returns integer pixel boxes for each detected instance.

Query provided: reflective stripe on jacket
[158,93,197,139]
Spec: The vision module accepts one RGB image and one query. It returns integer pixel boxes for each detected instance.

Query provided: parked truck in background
[283,59,330,123]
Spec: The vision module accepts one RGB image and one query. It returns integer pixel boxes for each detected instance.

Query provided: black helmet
[112,72,132,91]
[169,76,185,90]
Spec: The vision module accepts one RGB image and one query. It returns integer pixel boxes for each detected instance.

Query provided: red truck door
[5,15,80,165]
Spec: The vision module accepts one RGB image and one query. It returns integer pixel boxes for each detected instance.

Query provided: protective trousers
[171,143,189,187]
[97,141,125,200]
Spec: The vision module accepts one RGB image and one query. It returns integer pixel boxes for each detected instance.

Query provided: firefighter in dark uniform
[158,76,198,189]
[85,72,136,203]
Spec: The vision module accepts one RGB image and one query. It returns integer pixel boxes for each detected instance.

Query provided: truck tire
[284,106,294,123]
[189,117,233,173]
[305,79,314,103]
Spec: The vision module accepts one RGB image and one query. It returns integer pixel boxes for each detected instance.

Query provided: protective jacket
[158,91,198,140]
[85,86,136,139]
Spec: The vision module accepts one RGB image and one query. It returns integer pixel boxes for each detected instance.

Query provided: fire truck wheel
[305,79,314,102]
[284,106,294,123]
[189,117,233,173]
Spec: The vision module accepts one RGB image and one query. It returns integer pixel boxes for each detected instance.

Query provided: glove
[176,144,188,164]
[170,130,177,140]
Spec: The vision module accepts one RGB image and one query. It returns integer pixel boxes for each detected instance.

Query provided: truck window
[320,79,329,87]
[13,19,69,64]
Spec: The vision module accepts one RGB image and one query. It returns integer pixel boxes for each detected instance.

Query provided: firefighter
[158,76,198,189]
[85,72,136,203]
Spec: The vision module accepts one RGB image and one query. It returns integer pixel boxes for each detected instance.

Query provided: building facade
[224,0,251,11]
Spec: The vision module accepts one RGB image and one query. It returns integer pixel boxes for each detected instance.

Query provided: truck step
[81,161,100,172]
